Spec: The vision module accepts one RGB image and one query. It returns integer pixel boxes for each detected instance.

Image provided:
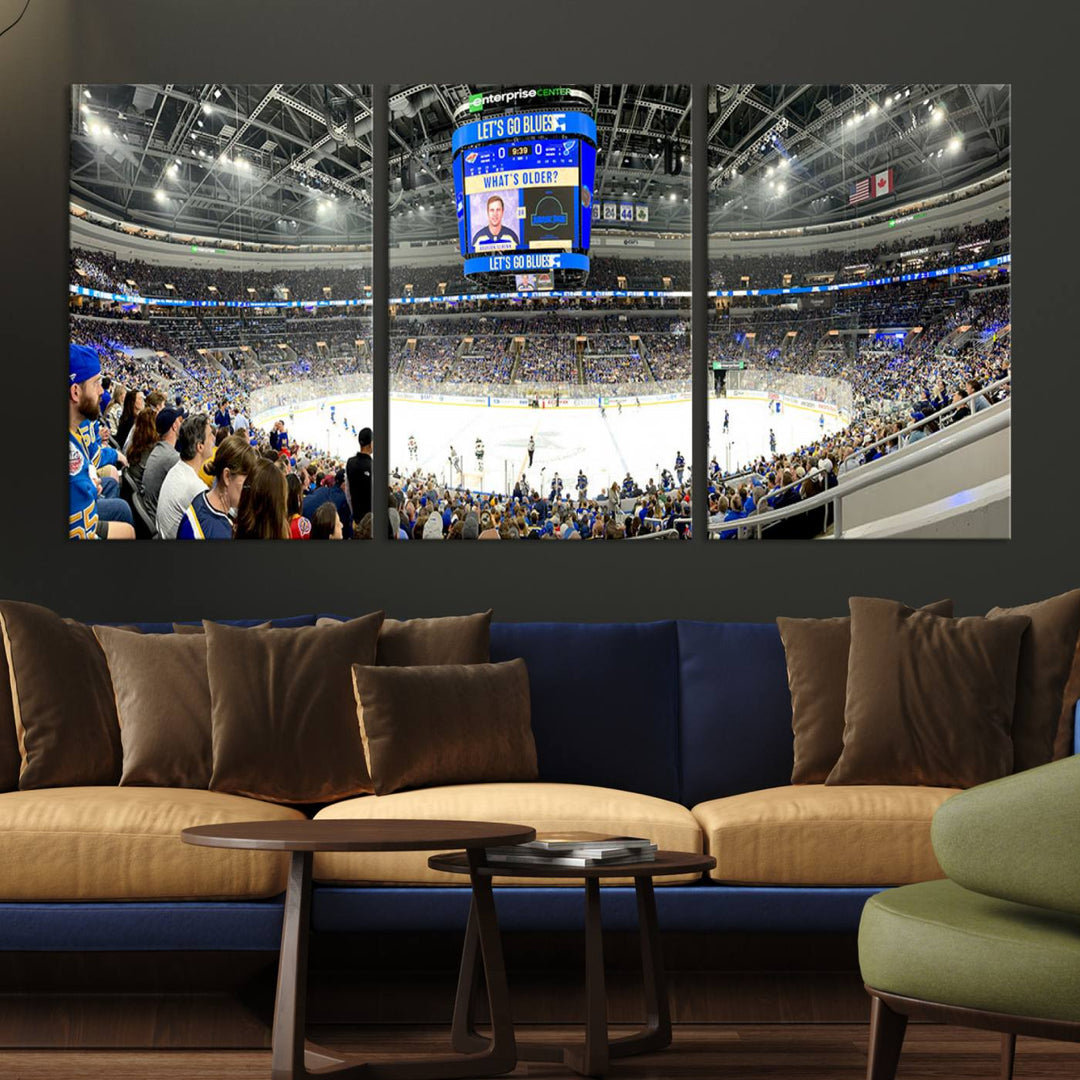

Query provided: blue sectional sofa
[9,614,1064,958]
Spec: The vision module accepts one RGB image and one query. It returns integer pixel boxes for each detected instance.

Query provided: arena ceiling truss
[70,83,373,245]
[708,84,1010,228]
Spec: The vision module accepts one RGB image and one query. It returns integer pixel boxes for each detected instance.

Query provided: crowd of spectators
[384,470,691,542]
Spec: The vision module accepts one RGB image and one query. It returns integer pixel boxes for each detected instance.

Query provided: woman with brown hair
[234,457,289,540]
[125,407,159,489]
[177,433,258,540]
[115,387,144,450]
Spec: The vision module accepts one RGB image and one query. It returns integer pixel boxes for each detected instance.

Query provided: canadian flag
[872,168,895,198]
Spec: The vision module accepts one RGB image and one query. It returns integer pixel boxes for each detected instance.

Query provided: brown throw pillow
[316,611,492,666]
[0,601,121,788]
[351,659,537,796]
[207,613,384,803]
[778,599,954,784]
[987,590,1080,772]
[93,626,212,788]
[827,598,1030,788]
[172,621,271,634]
[1056,639,1080,760]
[0,649,19,793]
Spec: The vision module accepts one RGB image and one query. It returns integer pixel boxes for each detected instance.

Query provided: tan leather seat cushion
[0,787,305,900]
[693,785,959,886]
[313,782,703,886]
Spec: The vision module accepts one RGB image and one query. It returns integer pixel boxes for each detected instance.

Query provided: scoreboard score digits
[452,108,598,276]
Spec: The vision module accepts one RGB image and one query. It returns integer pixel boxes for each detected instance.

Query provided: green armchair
[858,755,1080,1080]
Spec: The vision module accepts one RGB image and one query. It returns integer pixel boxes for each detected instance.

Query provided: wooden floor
[3,1024,1080,1079]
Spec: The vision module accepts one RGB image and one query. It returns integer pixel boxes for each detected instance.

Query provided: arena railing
[706,392,1011,540]
[712,375,1006,535]
[708,373,1012,528]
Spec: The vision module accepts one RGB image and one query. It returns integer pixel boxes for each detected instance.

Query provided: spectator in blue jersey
[67,344,134,540]
[472,194,519,248]
[213,400,232,430]
[177,434,257,540]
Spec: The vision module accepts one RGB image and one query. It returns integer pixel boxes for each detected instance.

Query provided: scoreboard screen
[452,109,597,276]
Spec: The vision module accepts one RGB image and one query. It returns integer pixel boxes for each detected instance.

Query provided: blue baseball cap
[69,344,101,385]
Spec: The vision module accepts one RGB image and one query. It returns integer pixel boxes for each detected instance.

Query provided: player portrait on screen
[470,191,520,249]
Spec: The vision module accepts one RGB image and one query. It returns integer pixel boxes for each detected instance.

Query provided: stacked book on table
[484,832,657,868]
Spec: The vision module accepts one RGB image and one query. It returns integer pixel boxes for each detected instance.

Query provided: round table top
[428,849,715,879]
[181,819,536,853]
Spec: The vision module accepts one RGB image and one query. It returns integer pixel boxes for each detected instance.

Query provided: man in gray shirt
[140,406,185,517]
[156,413,212,540]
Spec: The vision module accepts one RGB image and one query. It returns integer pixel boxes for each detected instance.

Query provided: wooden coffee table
[429,849,716,1078]
[183,819,534,1080]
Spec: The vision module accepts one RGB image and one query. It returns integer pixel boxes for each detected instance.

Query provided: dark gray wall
[1,0,1070,623]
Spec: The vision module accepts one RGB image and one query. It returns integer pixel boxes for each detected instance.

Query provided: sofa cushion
[377,612,492,666]
[0,787,305,900]
[312,782,702,886]
[987,589,1080,772]
[490,622,679,801]
[828,598,1028,788]
[777,600,953,784]
[0,600,122,788]
[92,625,213,788]
[677,621,794,806]
[859,879,1080,1022]
[0,650,17,793]
[692,784,958,886]
[352,659,536,795]
[206,614,384,804]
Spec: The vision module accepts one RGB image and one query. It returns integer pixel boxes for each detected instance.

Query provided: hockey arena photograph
[67,79,1009,543]
[69,83,374,541]
[706,84,1010,540]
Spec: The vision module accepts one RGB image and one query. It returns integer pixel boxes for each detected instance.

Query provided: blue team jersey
[176,490,233,540]
[472,226,519,249]
[68,427,98,539]
[78,418,117,470]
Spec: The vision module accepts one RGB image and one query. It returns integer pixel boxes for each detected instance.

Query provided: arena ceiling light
[949,136,962,153]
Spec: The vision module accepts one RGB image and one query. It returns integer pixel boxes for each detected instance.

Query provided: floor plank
[2,1024,1079,1079]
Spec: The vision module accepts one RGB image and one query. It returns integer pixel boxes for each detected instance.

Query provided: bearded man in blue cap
[69,344,135,540]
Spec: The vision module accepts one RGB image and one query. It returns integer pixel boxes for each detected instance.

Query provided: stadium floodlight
[869,103,879,114]
[777,182,786,194]
[80,103,89,114]
[154,189,165,202]
[766,166,774,176]
[197,120,204,128]
[932,108,945,125]
[885,95,893,107]
[202,103,214,115]
[779,158,788,169]
[948,136,962,153]
[83,89,91,99]
[669,192,677,201]
[213,88,222,99]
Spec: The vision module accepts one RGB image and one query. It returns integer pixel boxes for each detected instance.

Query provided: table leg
[609,875,671,1058]
[449,898,487,1054]
[563,877,609,1077]
[272,850,327,1080]
[272,850,515,1080]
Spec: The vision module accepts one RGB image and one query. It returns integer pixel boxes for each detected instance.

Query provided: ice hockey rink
[254,392,845,498]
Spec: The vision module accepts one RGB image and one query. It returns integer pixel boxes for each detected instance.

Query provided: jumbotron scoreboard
[452,92,598,285]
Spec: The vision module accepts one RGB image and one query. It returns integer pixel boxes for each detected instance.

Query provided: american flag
[849,177,871,204]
